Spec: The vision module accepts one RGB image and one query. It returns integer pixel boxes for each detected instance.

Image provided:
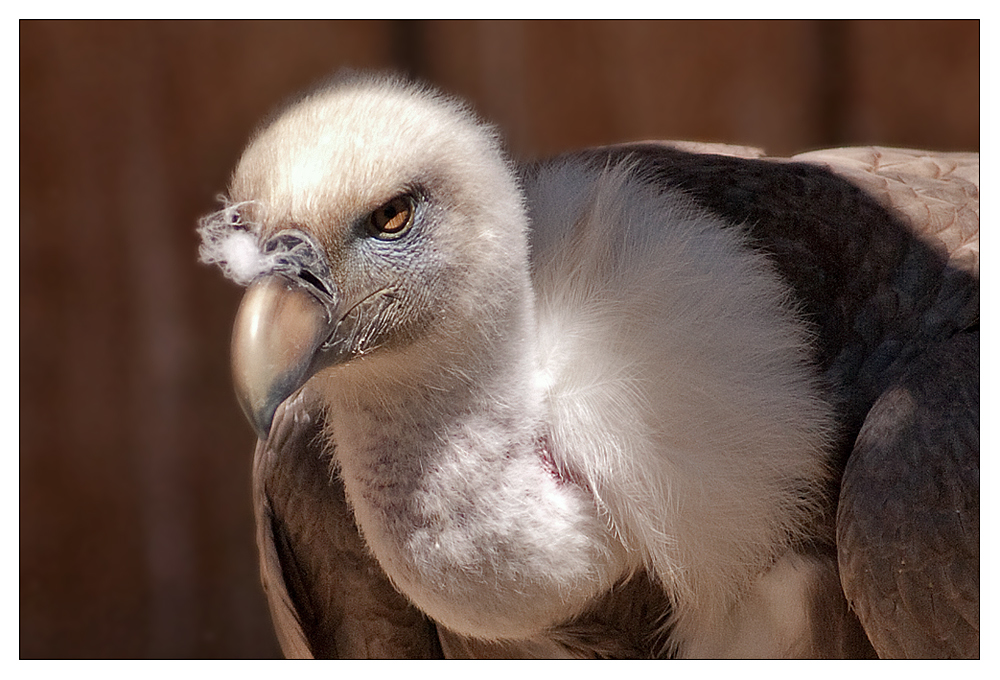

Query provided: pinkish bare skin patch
[537,434,573,486]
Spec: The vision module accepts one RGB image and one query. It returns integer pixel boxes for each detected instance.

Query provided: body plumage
[199,75,978,658]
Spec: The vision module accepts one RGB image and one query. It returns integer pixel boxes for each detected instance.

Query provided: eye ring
[368,194,415,239]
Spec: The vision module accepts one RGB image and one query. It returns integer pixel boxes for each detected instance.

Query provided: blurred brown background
[20,20,979,658]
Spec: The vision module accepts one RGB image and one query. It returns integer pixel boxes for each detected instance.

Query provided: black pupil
[376,198,409,234]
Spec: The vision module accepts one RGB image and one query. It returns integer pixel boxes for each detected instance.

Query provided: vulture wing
[806,149,979,659]
[553,143,978,658]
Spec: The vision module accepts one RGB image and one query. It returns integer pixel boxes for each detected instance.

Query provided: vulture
[198,74,979,659]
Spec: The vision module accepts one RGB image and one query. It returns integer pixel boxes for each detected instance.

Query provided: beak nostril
[258,229,335,298]
[298,270,330,297]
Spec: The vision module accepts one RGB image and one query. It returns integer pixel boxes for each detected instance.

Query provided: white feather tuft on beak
[198,200,276,286]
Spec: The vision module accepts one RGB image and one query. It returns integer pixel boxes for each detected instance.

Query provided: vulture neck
[318,250,631,641]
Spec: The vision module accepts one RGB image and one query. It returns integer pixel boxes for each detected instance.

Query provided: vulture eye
[368,195,415,239]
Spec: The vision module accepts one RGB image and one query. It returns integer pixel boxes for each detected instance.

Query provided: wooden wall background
[20,20,979,658]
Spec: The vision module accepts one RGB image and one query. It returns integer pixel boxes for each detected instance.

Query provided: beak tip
[235,388,275,441]
[251,404,275,442]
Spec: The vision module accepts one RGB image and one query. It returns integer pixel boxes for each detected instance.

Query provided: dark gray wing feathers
[837,332,979,658]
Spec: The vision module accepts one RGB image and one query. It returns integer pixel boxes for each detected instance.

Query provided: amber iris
[369,195,414,238]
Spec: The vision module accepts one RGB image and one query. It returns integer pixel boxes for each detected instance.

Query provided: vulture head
[199,74,979,658]
[224,80,531,440]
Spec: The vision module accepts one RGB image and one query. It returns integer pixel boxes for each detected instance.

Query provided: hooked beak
[231,274,341,439]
